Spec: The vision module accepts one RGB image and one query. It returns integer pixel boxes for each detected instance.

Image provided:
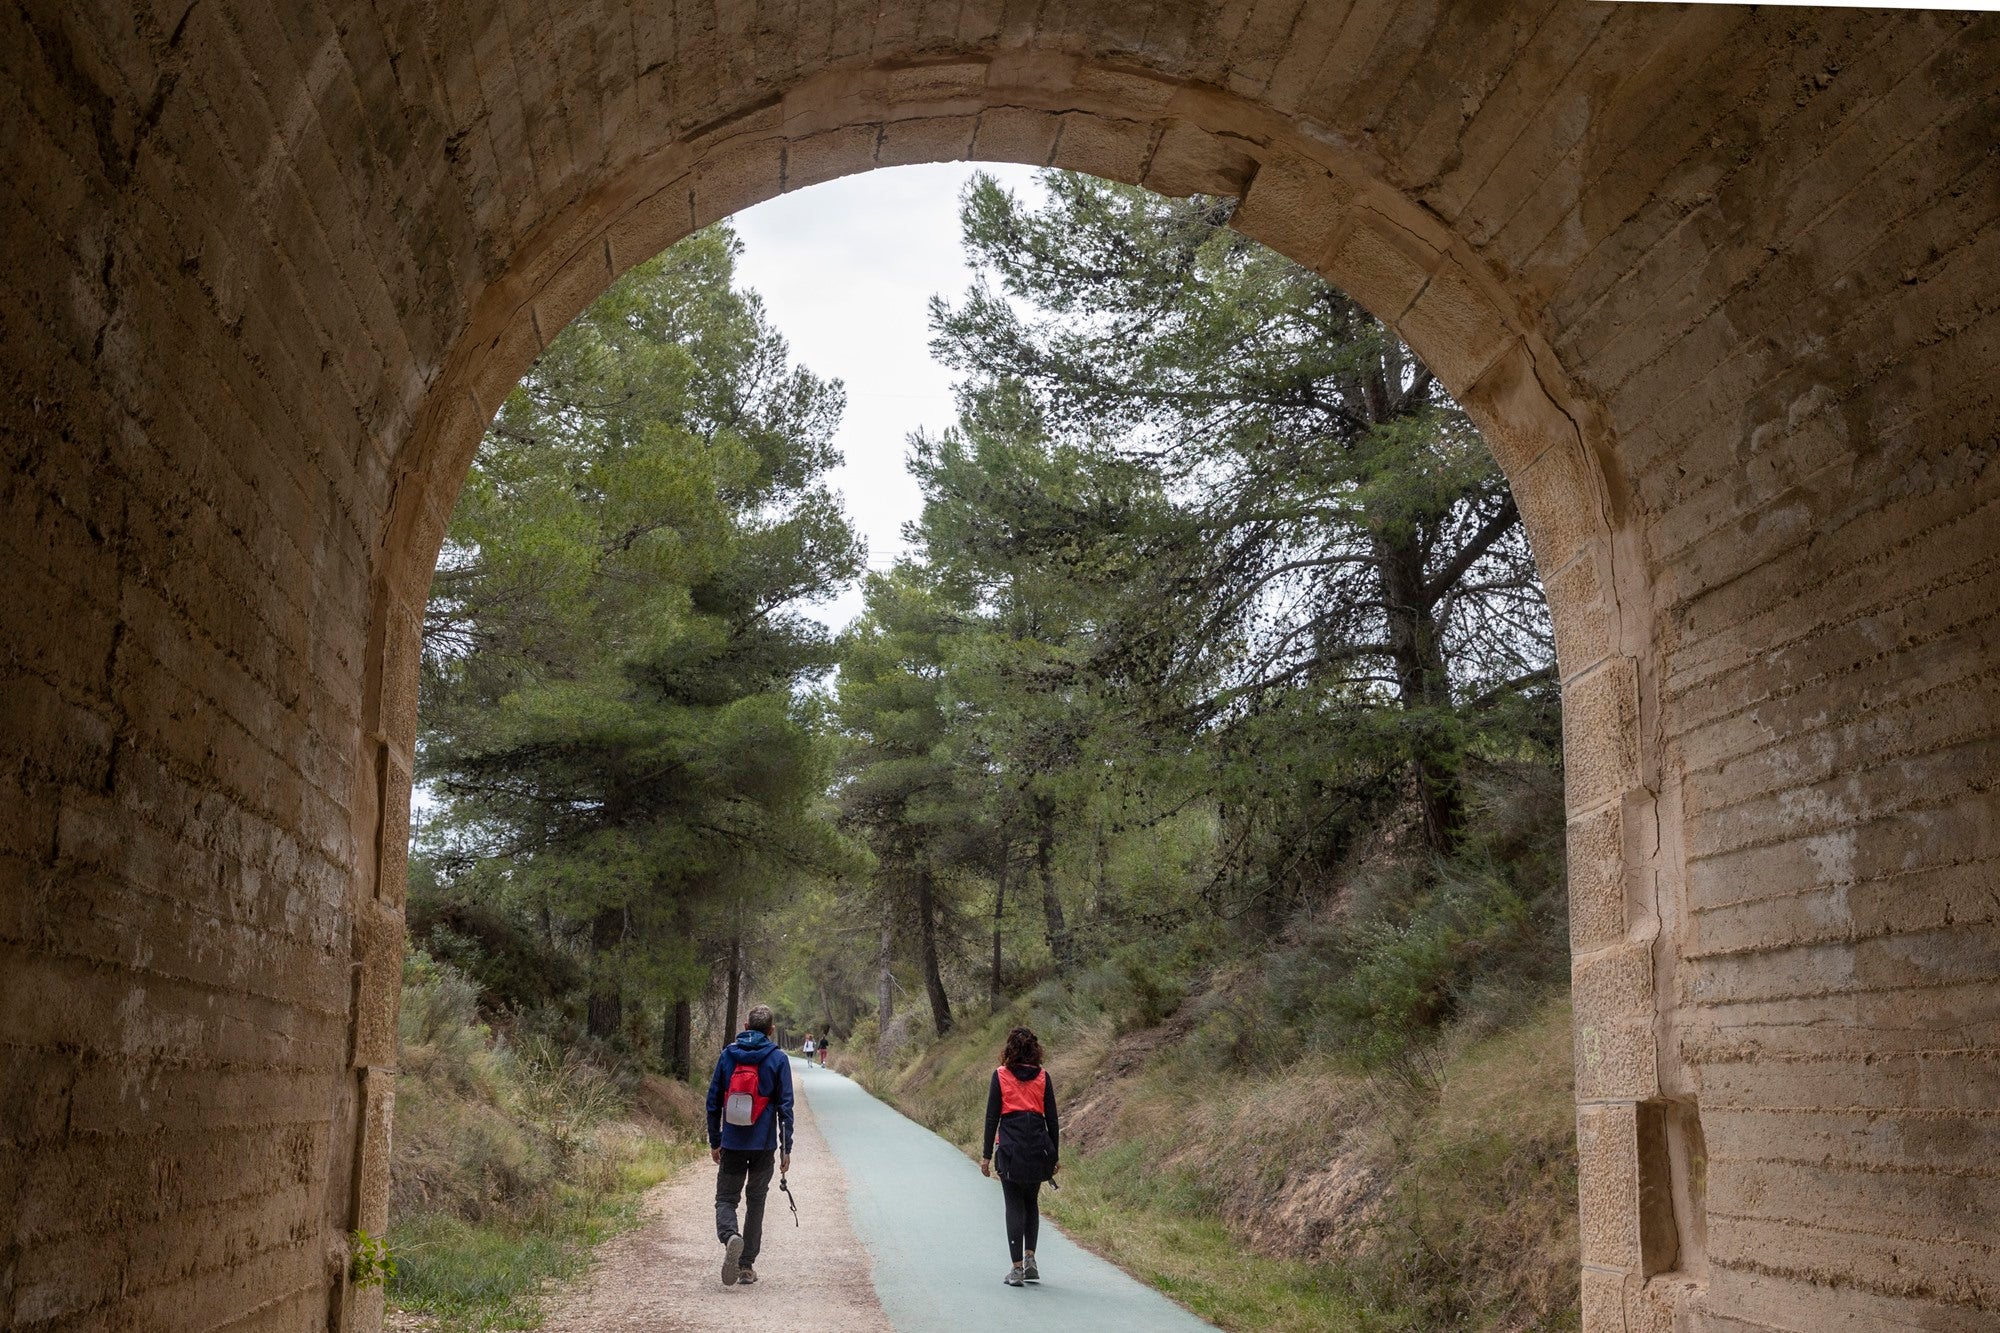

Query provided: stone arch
[360,55,1660,1330]
[2,5,1994,1331]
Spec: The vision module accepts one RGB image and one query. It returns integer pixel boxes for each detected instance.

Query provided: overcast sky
[729,161,1046,631]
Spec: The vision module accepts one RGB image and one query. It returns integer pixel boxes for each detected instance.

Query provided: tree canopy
[810,172,1558,1046]
[416,227,863,1056]
[410,170,1563,1085]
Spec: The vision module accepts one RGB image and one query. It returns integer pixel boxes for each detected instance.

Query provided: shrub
[502,1034,621,1169]
[400,952,490,1093]
[387,947,694,1331]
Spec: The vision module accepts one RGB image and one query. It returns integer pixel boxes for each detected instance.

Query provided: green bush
[406,856,586,1014]
[400,951,490,1093]
[1195,763,1573,1074]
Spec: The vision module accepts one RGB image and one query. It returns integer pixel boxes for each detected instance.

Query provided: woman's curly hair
[1001,1026,1044,1068]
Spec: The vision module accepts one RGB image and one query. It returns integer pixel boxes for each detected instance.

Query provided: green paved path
[792,1058,1216,1332]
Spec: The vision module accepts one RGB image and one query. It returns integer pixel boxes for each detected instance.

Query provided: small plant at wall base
[350,1229,396,1289]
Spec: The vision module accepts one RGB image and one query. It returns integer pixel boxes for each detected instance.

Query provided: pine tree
[930,171,1553,855]
[418,227,863,1044]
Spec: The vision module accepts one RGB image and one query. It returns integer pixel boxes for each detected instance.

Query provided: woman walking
[979,1026,1060,1287]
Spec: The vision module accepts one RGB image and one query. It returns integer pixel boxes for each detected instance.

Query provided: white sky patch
[729,161,1047,632]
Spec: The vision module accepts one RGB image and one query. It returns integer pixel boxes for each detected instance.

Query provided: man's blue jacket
[705,1030,795,1154]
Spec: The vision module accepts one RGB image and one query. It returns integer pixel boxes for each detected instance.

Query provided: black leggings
[1001,1177,1041,1264]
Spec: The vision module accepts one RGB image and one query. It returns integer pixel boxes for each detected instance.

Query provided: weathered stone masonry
[0,2,1994,1329]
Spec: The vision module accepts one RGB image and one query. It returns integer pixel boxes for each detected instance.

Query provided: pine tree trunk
[1361,348,1476,861]
[664,997,693,1079]
[662,899,695,1077]
[916,870,953,1037]
[1407,612,1464,856]
[990,843,1009,1015]
[1035,797,1071,971]
[876,916,894,1057]
[586,908,623,1040]
[1412,745,1465,855]
[722,935,741,1042]
[1378,534,1465,857]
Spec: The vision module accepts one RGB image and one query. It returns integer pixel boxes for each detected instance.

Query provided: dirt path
[538,1070,890,1333]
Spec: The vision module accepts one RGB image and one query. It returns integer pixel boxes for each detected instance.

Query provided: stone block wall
[0,2,1993,1328]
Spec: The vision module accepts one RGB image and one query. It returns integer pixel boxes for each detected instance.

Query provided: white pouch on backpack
[723,1059,763,1126]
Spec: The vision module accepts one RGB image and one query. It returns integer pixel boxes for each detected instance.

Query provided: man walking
[705,1003,794,1286]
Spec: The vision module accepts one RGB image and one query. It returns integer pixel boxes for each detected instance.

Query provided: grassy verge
[384,952,708,1331]
[851,992,1578,1332]
[388,1133,697,1331]
[1047,1141,1382,1330]
[1045,999,1579,1331]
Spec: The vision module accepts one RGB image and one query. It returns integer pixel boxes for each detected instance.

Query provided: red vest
[996,1065,1047,1115]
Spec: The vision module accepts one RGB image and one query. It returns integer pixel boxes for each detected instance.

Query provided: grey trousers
[714,1148,776,1265]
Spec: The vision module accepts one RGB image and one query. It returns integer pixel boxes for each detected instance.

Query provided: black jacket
[981,1062,1059,1165]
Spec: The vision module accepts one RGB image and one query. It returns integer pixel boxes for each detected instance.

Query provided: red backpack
[723,1055,772,1127]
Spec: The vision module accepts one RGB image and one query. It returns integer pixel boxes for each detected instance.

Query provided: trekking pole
[778,1171,800,1226]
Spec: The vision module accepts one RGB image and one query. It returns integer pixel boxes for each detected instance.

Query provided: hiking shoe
[722,1233,745,1285]
[738,1266,759,1286]
[1023,1258,1040,1282]
[1003,1266,1026,1287]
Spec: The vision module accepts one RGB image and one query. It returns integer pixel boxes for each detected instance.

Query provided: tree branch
[1421,494,1520,605]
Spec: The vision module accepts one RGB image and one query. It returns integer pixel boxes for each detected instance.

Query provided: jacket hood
[1005,1062,1043,1081]
[732,1030,774,1052]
